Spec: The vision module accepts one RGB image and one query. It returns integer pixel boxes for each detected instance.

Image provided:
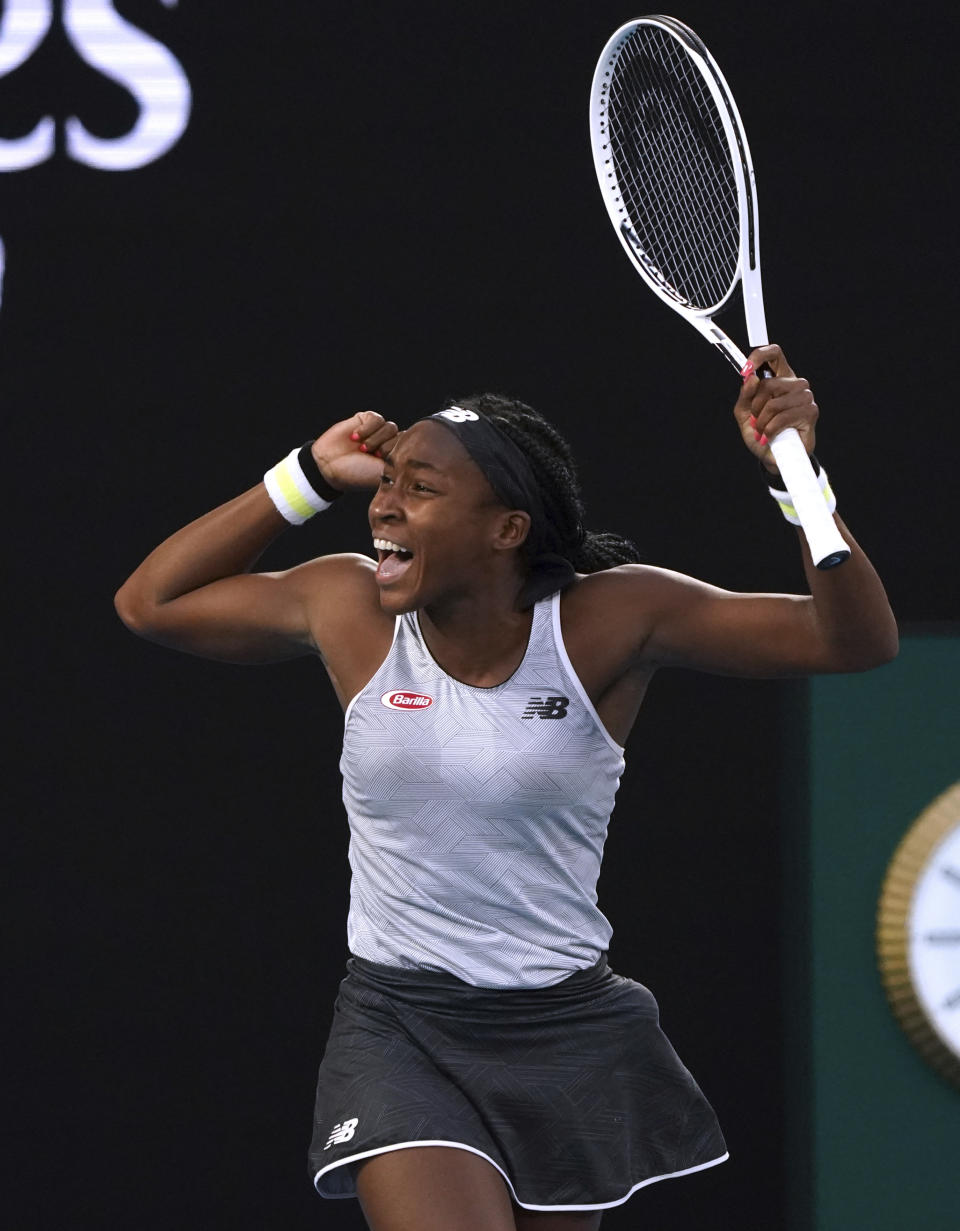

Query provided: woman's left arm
[616,344,898,678]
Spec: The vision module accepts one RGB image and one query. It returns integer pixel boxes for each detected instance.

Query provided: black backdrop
[6,3,955,1228]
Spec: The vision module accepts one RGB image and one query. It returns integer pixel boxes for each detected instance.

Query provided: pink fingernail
[358,443,368,452]
[749,415,757,427]
[759,433,769,446]
[754,430,762,442]
[741,361,754,382]
[350,431,360,441]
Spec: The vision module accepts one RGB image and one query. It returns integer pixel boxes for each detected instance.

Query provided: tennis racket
[589,15,849,569]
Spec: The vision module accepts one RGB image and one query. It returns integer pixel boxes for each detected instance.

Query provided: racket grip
[767,429,851,569]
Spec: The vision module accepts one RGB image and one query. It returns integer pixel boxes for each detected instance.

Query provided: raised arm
[583,345,898,679]
[114,412,398,666]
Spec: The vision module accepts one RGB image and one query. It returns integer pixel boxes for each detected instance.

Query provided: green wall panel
[805,634,960,1231]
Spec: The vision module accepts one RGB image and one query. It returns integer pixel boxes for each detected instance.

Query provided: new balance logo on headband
[522,695,570,719]
[436,407,479,423]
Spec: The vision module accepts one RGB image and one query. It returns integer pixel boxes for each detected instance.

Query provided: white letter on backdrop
[0,0,55,171]
[63,0,191,170]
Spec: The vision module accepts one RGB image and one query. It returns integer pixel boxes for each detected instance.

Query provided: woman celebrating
[115,345,896,1231]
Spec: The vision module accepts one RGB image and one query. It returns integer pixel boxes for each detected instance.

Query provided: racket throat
[708,328,748,375]
[741,275,768,351]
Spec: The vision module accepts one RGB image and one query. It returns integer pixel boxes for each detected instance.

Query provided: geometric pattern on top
[339,591,626,988]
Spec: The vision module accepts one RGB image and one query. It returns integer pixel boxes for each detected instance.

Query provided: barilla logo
[381,690,433,710]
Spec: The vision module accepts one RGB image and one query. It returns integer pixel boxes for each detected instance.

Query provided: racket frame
[590,16,850,568]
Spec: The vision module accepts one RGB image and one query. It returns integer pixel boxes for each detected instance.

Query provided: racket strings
[614,43,736,303]
[632,53,732,266]
[612,38,736,302]
[603,26,740,311]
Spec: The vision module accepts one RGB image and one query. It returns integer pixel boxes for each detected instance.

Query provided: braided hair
[448,393,642,574]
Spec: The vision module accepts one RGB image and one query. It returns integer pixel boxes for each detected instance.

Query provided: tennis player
[115,344,896,1231]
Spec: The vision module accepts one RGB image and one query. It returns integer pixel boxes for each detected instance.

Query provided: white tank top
[339,590,626,988]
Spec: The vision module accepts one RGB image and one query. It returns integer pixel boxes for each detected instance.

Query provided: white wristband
[767,463,836,527]
[264,447,336,525]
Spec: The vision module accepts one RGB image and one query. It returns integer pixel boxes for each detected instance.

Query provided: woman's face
[368,421,527,615]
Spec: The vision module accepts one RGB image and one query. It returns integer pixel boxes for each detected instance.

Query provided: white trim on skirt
[314,1139,730,1211]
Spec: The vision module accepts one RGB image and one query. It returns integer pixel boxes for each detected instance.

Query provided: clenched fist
[733,344,818,473]
[311,411,400,491]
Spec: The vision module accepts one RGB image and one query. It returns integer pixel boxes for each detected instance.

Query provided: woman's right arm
[114,412,398,664]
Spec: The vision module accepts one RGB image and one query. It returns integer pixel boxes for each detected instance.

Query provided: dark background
[6,2,955,1228]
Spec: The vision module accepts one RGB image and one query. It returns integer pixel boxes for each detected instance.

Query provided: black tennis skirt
[309,954,727,1212]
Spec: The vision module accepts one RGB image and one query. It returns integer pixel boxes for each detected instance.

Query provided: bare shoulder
[556,568,678,738]
[562,563,712,629]
[563,561,825,678]
[558,566,660,681]
[284,552,395,706]
[282,551,391,647]
[284,549,381,594]
[560,563,729,672]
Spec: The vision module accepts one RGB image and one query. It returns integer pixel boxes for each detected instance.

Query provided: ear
[491,510,531,552]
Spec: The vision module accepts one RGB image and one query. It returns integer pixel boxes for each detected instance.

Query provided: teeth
[373,538,411,554]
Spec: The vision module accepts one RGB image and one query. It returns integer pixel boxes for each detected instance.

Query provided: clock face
[908,823,960,1057]
[877,782,960,1089]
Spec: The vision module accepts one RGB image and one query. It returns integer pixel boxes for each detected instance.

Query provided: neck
[418,577,534,688]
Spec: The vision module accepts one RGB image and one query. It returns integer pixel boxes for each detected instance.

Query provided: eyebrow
[381,456,444,473]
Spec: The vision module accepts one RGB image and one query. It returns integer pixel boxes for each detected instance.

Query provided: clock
[877,781,960,1089]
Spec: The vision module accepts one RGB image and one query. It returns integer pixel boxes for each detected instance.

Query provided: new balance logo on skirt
[324,1118,359,1149]
[522,695,570,719]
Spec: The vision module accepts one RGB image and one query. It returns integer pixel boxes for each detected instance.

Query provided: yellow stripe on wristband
[275,456,316,522]
[264,447,335,524]
[768,464,836,527]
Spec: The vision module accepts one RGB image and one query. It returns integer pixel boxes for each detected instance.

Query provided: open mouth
[373,537,415,583]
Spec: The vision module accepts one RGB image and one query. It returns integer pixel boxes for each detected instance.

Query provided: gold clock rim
[876,780,960,1090]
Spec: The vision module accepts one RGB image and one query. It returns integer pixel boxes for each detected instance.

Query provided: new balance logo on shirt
[324,1118,359,1150]
[521,695,570,719]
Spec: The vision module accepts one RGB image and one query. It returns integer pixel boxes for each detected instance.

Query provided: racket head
[589,15,763,339]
